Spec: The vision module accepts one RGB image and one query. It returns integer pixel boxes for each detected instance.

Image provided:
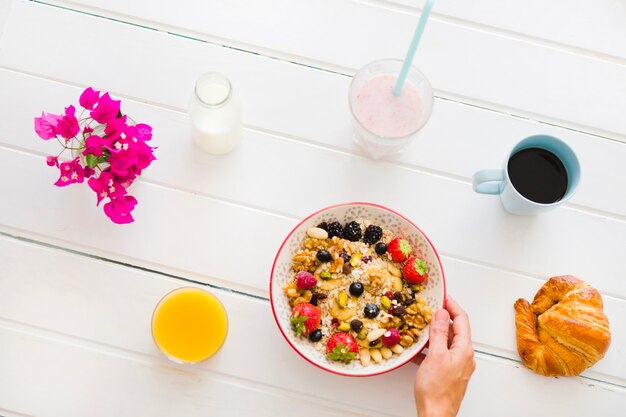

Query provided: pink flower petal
[34,112,61,140]
[90,93,121,124]
[79,87,100,111]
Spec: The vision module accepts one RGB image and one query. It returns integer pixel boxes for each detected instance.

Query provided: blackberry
[343,221,362,242]
[316,221,328,231]
[363,225,383,244]
[327,221,343,238]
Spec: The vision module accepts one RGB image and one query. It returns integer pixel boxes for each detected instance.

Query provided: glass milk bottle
[189,73,242,154]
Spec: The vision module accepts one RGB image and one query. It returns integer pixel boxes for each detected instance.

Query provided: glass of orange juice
[151,287,228,364]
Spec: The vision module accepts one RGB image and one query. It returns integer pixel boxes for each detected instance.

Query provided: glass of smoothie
[349,59,433,159]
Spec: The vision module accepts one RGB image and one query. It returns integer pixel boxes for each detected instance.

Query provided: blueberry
[316,249,332,262]
[316,222,328,231]
[375,242,388,255]
[349,282,364,297]
[364,303,380,319]
[308,329,323,342]
[350,319,363,332]
[340,252,351,263]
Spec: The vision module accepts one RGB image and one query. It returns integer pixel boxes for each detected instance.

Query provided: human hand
[413,296,475,417]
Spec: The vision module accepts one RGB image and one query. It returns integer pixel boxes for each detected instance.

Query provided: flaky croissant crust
[514,275,611,376]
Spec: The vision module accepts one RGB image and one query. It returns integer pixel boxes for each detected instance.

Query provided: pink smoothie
[353,74,422,138]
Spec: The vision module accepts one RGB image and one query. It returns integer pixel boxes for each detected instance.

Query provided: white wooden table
[1,1,625,416]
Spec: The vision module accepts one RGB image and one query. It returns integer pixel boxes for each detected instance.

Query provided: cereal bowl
[270,202,445,377]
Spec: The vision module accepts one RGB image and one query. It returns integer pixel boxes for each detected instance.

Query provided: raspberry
[296,271,317,289]
[382,328,401,347]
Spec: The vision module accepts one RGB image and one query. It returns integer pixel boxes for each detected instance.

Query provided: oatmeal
[284,219,432,366]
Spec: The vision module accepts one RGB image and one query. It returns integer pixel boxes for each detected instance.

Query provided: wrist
[416,402,456,417]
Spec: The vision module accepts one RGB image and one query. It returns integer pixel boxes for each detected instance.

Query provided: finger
[445,296,472,347]
[428,308,451,355]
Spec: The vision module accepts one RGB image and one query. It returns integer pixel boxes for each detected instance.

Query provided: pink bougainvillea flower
[83,124,94,135]
[126,123,153,142]
[90,93,121,124]
[103,195,137,224]
[82,135,104,157]
[83,166,95,178]
[54,158,85,187]
[103,114,128,144]
[56,105,80,140]
[79,87,100,110]
[34,112,61,140]
[87,171,126,205]
[46,155,59,167]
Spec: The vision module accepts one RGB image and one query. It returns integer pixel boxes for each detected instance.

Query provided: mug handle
[472,169,504,195]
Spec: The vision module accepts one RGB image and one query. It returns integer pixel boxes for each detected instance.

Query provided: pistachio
[307,227,329,240]
[381,295,392,310]
[357,329,368,340]
[320,271,332,280]
[337,291,348,308]
[337,322,351,332]
[367,328,387,342]
[410,284,423,292]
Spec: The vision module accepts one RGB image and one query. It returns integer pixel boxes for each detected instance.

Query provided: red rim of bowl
[269,202,447,377]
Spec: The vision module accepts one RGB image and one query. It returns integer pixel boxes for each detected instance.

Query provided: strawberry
[326,332,358,363]
[388,237,412,262]
[402,256,428,284]
[290,303,321,337]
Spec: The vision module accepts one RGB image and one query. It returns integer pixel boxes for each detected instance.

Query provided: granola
[284,219,432,366]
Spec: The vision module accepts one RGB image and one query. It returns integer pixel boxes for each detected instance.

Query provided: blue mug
[472,135,580,215]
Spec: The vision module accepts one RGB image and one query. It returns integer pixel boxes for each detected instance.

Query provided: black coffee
[507,147,568,204]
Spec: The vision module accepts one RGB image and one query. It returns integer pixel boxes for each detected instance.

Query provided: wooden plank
[0,238,624,417]
[390,0,626,60]
[35,0,626,140]
[0,328,374,417]
[1,5,624,216]
[1,224,625,386]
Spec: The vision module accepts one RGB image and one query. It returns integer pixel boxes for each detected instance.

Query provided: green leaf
[85,154,98,168]
[290,313,307,337]
[327,343,355,363]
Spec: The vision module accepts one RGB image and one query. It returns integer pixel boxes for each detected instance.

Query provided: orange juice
[152,287,228,363]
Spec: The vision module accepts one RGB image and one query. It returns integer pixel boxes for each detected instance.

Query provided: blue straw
[393,0,436,96]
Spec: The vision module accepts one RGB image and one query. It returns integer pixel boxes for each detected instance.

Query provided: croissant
[514,275,611,376]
